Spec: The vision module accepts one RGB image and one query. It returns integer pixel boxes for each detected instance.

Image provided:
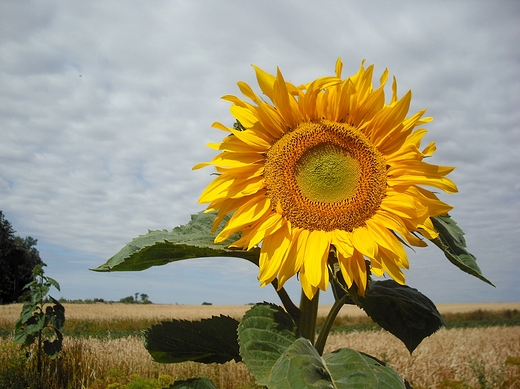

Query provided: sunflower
[194,59,457,299]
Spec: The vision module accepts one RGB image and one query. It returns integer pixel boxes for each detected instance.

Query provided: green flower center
[295,143,361,203]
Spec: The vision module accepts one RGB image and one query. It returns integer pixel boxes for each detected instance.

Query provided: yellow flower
[194,59,457,299]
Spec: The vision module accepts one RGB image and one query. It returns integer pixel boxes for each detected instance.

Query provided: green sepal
[167,377,218,389]
[430,215,494,286]
[238,303,407,388]
[358,280,445,353]
[144,315,241,364]
[91,211,259,272]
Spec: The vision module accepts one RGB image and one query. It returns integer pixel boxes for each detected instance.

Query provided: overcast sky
[1,1,519,305]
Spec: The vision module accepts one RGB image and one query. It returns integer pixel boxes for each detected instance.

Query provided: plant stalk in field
[14,264,65,381]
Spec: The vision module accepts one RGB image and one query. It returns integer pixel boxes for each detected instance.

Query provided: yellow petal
[389,173,458,194]
[352,227,378,260]
[198,174,234,203]
[237,81,261,104]
[332,230,354,258]
[379,247,406,284]
[272,67,301,128]
[244,212,285,250]
[335,58,343,78]
[215,196,271,243]
[303,230,330,290]
[365,219,408,267]
[230,105,258,128]
[422,141,436,156]
[353,250,369,295]
[253,65,276,99]
[300,265,319,300]
[374,211,428,247]
[258,223,291,285]
[211,121,232,132]
[277,228,304,288]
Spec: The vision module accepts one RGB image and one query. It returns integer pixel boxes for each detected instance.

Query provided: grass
[1,303,520,388]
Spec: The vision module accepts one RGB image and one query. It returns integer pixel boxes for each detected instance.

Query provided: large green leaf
[269,338,407,389]
[168,377,218,389]
[144,315,241,364]
[358,280,445,353]
[430,215,494,286]
[238,303,407,389]
[238,303,300,386]
[91,211,259,272]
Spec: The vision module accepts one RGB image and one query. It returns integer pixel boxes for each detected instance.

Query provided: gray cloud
[1,0,519,304]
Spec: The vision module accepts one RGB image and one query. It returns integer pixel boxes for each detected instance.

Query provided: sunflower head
[195,59,457,299]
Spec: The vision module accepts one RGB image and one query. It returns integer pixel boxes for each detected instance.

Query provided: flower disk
[195,59,458,299]
[264,120,387,233]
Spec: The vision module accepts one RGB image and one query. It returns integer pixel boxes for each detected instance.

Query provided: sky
[1,1,519,306]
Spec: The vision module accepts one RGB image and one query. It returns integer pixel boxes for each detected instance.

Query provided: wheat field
[2,301,519,325]
[325,326,520,388]
[1,302,520,388]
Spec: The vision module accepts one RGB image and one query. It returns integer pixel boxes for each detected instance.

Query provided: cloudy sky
[1,1,519,305]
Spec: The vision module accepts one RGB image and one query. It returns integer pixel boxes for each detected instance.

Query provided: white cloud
[1,0,519,304]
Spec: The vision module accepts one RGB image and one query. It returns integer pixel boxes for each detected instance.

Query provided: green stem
[315,293,348,355]
[298,290,319,345]
[271,279,300,323]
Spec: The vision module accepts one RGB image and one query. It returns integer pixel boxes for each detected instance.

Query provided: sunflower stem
[271,278,300,323]
[298,290,319,345]
[315,293,348,355]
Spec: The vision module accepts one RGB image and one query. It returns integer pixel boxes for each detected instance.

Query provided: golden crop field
[2,301,519,325]
[1,302,520,388]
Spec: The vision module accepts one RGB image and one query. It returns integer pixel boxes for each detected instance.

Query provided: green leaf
[13,330,27,344]
[358,280,444,353]
[168,377,218,389]
[25,315,46,336]
[16,303,37,327]
[269,338,407,389]
[144,315,241,364]
[238,303,300,386]
[46,276,61,292]
[430,214,494,286]
[43,338,62,359]
[91,211,260,272]
[31,284,50,303]
[48,296,66,330]
[238,303,407,388]
[268,338,332,389]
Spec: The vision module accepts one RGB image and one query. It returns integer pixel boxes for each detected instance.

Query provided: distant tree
[140,293,151,304]
[119,295,135,304]
[0,211,15,256]
[118,293,152,304]
[0,211,43,304]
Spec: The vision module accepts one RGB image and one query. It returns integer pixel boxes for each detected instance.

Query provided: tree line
[0,211,43,304]
[1,211,155,305]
